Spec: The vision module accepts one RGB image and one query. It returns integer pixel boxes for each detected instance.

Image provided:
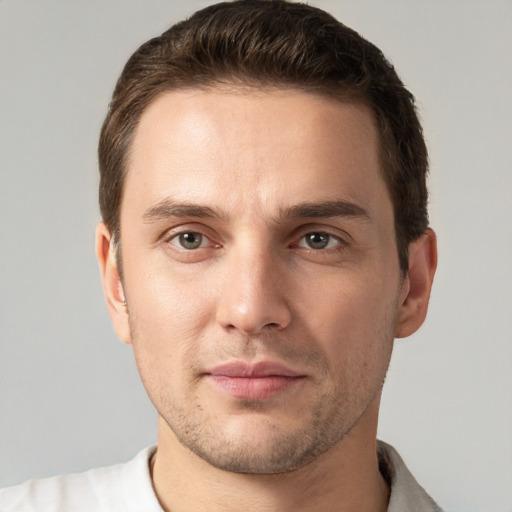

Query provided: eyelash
[165,229,345,252]
[167,231,215,251]
[296,232,343,250]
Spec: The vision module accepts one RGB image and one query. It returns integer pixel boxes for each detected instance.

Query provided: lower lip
[207,375,303,400]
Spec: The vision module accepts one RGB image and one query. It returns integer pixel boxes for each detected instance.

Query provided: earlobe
[95,223,132,344]
[395,228,437,338]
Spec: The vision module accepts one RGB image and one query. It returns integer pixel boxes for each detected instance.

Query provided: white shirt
[0,441,442,511]
[0,447,161,512]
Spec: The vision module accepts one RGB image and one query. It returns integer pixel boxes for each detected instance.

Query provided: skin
[97,88,437,512]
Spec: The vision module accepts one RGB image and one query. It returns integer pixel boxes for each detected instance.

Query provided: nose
[215,243,292,335]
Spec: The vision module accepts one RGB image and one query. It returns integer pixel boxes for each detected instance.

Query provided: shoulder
[0,446,162,512]
[378,440,444,512]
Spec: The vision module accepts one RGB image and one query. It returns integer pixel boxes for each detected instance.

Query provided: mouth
[205,361,306,400]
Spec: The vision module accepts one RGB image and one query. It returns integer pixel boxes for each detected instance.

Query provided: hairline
[111,81,408,277]
[113,81,380,245]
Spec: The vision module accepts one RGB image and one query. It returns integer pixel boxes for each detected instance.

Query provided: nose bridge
[216,233,291,334]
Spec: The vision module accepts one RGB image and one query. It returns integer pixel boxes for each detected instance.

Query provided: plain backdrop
[1,1,511,511]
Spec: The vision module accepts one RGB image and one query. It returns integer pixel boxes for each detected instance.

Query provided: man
[0,1,440,510]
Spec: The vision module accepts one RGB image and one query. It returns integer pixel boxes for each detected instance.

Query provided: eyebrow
[282,200,371,222]
[142,198,371,224]
[143,199,227,223]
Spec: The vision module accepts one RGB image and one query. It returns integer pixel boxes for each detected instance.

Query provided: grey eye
[299,232,340,250]
[173,232,205,250]
[306,232,329,249]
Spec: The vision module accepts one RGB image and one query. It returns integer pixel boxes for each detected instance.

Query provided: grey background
[1,1,511,511]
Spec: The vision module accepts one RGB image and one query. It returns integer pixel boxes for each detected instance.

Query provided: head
[99,0,428,274]
[96,0,436,476]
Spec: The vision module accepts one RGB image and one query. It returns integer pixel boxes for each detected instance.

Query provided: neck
[151,405,389,512]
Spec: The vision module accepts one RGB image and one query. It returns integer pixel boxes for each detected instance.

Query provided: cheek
[123,259,217,384]
[296,268,398,365]
[126,253,216,330]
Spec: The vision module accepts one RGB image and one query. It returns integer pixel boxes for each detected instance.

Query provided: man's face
[113,88,408,473]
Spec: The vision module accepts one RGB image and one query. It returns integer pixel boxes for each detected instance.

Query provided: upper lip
[206,360,303,378]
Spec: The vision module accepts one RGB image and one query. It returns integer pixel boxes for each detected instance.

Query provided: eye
[169,231,209,250]
[298,232,341,250]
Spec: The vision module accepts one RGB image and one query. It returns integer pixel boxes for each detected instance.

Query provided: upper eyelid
[169,231,210,249]
[165,231,219,254]
[295,232,345,248]
[159,223,351,245]
[291,224,352,242]
[160,224,216,242]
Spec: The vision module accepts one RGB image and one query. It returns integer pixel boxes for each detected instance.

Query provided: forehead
[123,87,391,222]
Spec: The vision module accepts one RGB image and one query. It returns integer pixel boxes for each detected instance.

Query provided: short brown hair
[99,0,429,272]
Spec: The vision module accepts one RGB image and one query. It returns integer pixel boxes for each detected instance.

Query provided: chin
[167,410,344,475]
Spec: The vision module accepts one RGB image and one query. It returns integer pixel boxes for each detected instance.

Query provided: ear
[395,228,437,338]
[95,222,132,344]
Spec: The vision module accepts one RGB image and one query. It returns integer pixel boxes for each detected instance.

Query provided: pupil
[180,232,202,249]
[307,233,329,249]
